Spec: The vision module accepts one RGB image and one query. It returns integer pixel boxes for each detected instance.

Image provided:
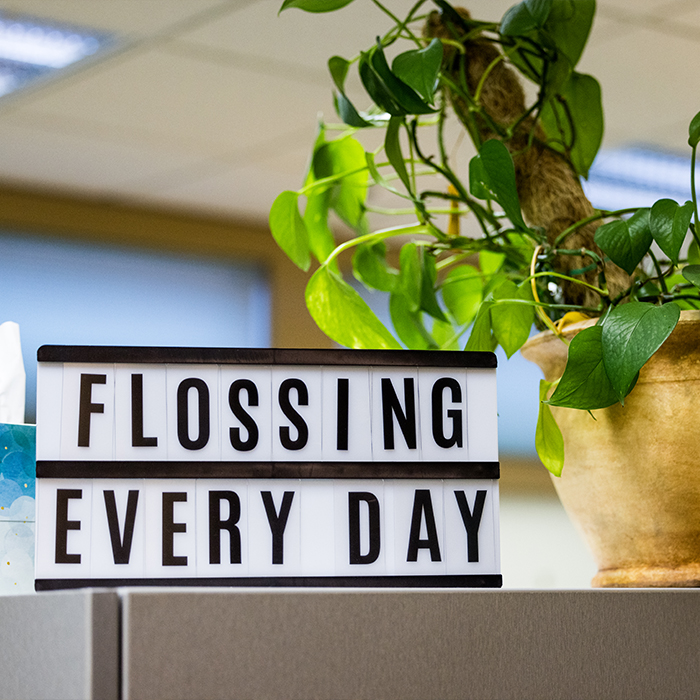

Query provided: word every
[35,479,499,581]
[36,362,497,463]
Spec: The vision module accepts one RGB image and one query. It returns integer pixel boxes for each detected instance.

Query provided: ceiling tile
[597,0,681,13]
[180,0,518,73]
[5,47,334,155]
[0,0,237,38]
[180,0,387,73]
[0,118,208,197]
[140,153,312,221]
[662,4,700,30]
[0,0,693,222]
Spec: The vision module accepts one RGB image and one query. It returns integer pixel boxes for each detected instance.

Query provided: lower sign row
[35,478,500,583]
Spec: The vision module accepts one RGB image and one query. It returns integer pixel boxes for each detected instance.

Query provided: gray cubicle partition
[0,590,119,700]
[1,589,699,700]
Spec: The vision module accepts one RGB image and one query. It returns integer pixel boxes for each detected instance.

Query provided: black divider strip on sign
[37,345,497,368]
[36,460,500,479]
[35,574,502,591]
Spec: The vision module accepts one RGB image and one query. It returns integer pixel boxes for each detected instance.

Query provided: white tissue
[0,321,25,423]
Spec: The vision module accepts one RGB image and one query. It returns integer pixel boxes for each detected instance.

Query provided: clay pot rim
[523,308,700,352]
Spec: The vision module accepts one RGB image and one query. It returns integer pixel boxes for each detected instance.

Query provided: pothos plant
[269,0,700,475]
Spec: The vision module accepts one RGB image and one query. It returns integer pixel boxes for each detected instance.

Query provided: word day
[35,478,499,583]
[36,361,497,463]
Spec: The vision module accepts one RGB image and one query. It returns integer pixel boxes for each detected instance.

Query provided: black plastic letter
[454,490,487,562]
[131,374,157,447]
[431,377,463,449]
[381,378,417,450]
[162,492,188,566]
[336,378,349,451]
[348,492,381,564]
[261,491,295,564]
[406,490,441,562]
[228,380,259,451]
[55,489,82,564]
[278,379,308,450]
[78,374,106,447]
[209,491,242,565]
[103,490,139,564]
[177,378,210,450]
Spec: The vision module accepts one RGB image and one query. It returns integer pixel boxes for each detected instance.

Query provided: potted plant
[269,0,700,586]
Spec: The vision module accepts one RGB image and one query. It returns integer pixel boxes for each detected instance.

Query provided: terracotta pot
[520,309,700,587]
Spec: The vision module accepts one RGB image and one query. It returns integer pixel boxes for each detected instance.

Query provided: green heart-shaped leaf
[682,264,700,288]
[306,267,401,349]
[536,379,564,477]
[431,318,460,350]
[464,302,496,352]
[480,250,506,277]
[419,249,447,322]
[650,199,694,263]
[500,2,537,35]
[544,0,595,69]
[441,265,483,326]
[329,56,372,127]
[391,38,442,104]
[601,302,680,401]
[352,241,398,292]
[689,109,700,147]
[546,325,620,410]
[389,292,437,350]
[478,140,527,229]
[490,280,534,358]
[303,189,337,269]
[385,116,412,194]
[398,242,422,313]
[328,56,350,92]
[370,42,435,114]
[313,136,368,228]
[280,0,355,12]
[359,42,435,117]
[594,209,652,275]
[540,72,603,178]
[269,191,311,271]
[469,155,490,200]
[526,0,553,25]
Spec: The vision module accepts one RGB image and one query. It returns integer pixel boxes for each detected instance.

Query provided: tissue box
[0,424,36,594]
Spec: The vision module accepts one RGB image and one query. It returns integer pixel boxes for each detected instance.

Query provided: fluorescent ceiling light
[0,13,111,98]
[584,145,697,211]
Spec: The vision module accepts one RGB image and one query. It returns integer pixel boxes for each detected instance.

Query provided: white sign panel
[35,347,500,589]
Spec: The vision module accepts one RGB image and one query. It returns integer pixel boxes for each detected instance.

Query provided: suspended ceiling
[0,0,698,226]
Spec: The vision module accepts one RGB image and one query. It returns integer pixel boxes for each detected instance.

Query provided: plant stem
[365,205,467,216]
[409,122,501,236]
[530,245,565,338]
[473,50,506,105]
[372,0,425,46]
[690,144,700,248]
[436,252,472,270]
[552,207,639,248]
[322,223,430,267]
[648,249,669,295]
[299,166,367,195]
[525,271,608,297]
[489,298,600,313]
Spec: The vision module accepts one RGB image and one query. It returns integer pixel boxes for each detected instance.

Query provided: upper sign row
[37,349,498,464]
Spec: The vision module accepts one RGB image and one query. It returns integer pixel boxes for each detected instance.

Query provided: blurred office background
[1,0,698,589]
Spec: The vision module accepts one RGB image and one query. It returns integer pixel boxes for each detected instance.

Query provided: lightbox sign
[34,347,501,590]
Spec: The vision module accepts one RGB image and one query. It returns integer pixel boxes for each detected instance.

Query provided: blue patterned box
[0,424,36,594]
